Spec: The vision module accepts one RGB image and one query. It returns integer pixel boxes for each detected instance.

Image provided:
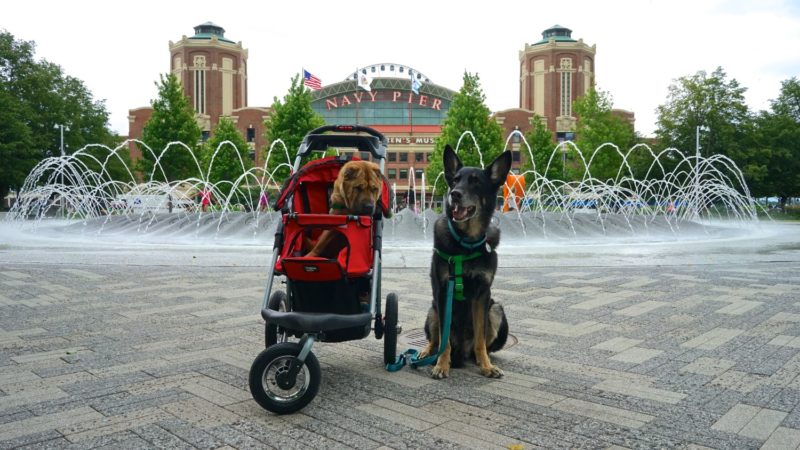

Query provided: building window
[388,152,396,162]
[399,152,408,162]
[559,58,573,117]
[388,168,396,179]
[193,56,206,115]
[201,130,210,142]
[415,169,423,179]
[399,169,408,179]
[247,127,255,142]
[512,151,521,162]
[381,65,385,71]
[415,152,424,163]
[360,151,371,161]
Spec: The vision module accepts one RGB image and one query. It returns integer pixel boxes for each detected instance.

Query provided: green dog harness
[433,248,483,301]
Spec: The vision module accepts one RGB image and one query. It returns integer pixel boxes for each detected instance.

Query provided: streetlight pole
[694,125,709,219]
[54,124,69,217]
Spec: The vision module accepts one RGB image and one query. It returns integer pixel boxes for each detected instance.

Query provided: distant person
[201,189,212,212]
[259,191,269,212]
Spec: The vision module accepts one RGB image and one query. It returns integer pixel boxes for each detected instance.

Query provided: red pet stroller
[249,125,399,414]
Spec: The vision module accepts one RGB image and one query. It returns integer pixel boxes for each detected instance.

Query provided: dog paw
[480,365,504,378]
[431,365,449,379]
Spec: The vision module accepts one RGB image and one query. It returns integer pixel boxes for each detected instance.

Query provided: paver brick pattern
[1,262,800,449]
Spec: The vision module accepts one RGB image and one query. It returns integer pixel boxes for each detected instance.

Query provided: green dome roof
[532,24,577,45]
[189,22,235,44]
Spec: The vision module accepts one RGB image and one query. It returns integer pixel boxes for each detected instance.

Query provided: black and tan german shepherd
[421,145,511,379]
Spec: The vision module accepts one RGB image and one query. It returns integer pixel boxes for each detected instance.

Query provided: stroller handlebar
[298,125,388,159]
[307,125,387,142]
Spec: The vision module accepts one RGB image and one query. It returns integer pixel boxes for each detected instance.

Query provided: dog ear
[485,151,512,187]
[443,145,462,186]
[343,165,359,181]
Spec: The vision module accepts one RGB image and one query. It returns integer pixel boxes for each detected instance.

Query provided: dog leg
[423,307,450,379]
[472,299,503,378]
[419,307,439,358]
[431,342,451,379]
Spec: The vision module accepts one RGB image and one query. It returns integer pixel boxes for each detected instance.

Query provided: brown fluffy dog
[305,160,383,258]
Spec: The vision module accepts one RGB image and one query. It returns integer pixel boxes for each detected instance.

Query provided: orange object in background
[503,173,526,212]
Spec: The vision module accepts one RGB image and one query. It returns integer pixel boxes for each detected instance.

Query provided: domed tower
[169,22,249,133]
[519,25,595,140]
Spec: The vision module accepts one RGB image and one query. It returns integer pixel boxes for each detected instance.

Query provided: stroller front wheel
[249,342,321,414]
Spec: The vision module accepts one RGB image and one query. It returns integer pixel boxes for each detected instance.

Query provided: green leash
[386,247,483,372]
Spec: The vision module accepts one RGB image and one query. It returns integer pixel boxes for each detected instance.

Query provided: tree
[426,72,504,194]
[573,87,636,181]
[745,78,800,207]
[139,73,202,182]
[655,67,750,161]
[0,30,119,204]
[200,117,251,186]
[521,114,561,183]
[263,74,325,182]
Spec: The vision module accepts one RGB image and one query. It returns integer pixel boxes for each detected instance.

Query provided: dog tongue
[452,205,467,220]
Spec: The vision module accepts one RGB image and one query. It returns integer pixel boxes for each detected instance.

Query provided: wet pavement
[1,219,800,449]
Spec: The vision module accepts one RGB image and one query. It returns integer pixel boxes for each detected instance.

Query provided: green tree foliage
[520,114,561,183]
[263,74,325,181]
[0,30,119,203]
[743,78,800,205]
[573,87,636,182]
[426,72,504,194]
[655,67,750,161]
[139,73,202,182]
[200,117,251,186]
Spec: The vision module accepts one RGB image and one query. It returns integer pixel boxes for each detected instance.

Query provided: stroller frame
[249,125,399,414]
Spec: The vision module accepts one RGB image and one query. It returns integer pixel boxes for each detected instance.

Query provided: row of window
[337,151,429,163]
[387,168,425,181]
[388,152,426,163]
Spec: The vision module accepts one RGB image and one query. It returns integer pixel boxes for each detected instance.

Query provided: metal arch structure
[345,63,432,83]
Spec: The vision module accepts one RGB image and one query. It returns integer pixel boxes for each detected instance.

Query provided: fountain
[5,131,765,247]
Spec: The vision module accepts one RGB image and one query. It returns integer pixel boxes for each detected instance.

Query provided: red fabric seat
[276,214,373,279]
[272,156,390,283]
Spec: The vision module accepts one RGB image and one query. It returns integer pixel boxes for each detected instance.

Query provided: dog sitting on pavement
[421,145,511,379]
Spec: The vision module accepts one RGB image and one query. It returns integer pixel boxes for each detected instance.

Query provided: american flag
[303,69,322,90]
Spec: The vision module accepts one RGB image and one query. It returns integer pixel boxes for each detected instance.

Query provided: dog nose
[450,190,462,202]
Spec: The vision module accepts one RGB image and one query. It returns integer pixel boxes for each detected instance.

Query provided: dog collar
[330,203,346,210]
[447,219,487,251]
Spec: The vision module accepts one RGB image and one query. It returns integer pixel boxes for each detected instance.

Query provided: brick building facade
[127,23,632,190]
[127,23,269,167]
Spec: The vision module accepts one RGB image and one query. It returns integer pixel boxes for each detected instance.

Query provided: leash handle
[385,278,454,372]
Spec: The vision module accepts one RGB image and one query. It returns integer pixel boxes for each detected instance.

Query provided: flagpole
[355,67,360,126]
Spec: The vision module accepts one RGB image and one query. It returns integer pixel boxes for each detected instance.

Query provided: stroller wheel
[249,342,321,414]
[265,290,288,347]
[383,293,398,365]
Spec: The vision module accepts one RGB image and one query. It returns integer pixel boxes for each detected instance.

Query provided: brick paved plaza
[2,224,800,449]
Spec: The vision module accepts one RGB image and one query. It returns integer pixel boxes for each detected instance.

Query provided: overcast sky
[6,0,800,138]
